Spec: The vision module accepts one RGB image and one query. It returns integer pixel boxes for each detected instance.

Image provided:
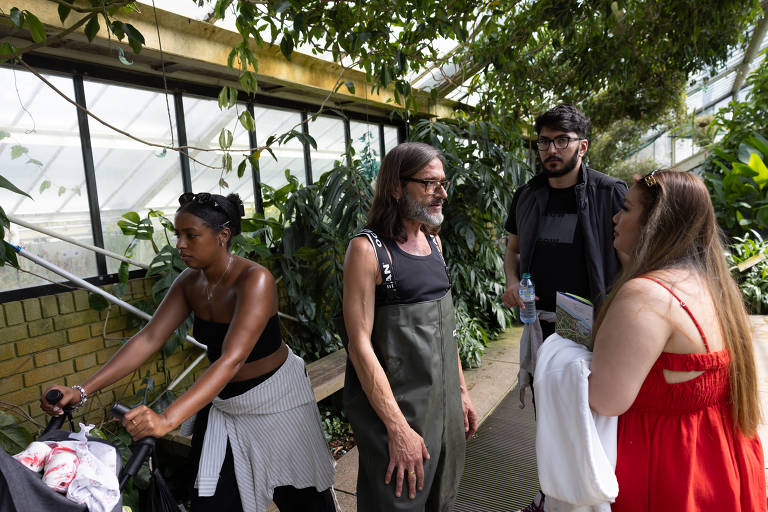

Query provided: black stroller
[0,391,159,512]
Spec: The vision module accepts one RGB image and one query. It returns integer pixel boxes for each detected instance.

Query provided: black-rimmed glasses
[403,178,450,194]
[536,136,583,151]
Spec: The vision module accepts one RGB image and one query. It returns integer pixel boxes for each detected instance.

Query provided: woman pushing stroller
[40,192,336,512]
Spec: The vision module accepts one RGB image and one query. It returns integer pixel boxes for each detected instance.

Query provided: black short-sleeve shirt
[505,185,591,312]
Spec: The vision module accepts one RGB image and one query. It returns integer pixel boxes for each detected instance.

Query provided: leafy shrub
[409,117,526,365]
[704,133,768,236]
[726,230,768,314]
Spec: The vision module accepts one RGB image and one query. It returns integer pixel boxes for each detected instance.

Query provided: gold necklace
[205,254,233,301]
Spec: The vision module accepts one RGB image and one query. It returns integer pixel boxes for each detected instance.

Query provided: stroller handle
[41,389,75,435]
[110,402,157,489]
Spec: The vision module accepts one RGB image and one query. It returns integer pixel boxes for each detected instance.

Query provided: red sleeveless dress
[612,277,766,511]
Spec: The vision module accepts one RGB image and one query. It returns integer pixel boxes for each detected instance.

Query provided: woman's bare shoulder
[235,258,275,286]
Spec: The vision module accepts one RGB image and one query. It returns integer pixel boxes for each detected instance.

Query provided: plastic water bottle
[519,273,536,324]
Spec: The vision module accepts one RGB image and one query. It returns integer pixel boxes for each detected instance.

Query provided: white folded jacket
[533,334,618,512]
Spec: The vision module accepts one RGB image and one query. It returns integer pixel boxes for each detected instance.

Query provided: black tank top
[192,313,281,363]
[373,236,450,306]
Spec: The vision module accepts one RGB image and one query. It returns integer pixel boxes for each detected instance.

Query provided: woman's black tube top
[192,313,282,363]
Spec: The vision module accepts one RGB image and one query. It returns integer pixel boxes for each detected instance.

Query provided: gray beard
[401,188,443,226]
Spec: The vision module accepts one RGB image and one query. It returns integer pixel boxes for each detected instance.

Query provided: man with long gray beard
[501,104,626,510]
[342,142,477,511]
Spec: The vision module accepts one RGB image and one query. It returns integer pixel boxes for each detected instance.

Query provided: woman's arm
[589,278,672,416]
[128,264,279,438]
[41,271,194,413]
[344,237,429,500]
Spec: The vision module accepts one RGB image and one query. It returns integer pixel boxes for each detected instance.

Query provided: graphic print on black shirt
[508,185,591,312]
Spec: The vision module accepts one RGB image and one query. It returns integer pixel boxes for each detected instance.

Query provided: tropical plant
[726,230,768,314]
[1,1,760,186]
[703,52,768,178]
[0,175,29,268]
[0,411,33,454]
[704,133,768,236]
[252,158,374,360]
[409,117,526,366]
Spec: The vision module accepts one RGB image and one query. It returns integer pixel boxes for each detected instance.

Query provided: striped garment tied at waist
[195,349,335,512]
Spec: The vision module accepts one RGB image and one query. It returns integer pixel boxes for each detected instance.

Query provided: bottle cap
[522,273,531,279]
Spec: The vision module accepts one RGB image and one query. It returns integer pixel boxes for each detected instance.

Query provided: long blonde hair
[593,170,761,436]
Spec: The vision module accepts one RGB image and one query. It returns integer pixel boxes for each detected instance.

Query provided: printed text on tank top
[639,276,727,384]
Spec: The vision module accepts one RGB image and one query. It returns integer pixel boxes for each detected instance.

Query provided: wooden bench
[306,348,348,402]
[162,348,348,450]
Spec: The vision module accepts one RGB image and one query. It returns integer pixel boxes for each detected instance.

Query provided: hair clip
[643,169,659,188]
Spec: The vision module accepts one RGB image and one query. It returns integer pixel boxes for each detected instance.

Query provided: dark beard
[542,150,580,178]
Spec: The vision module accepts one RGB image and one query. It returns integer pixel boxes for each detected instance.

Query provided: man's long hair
[593,170,761,436]
[366,142,444,242]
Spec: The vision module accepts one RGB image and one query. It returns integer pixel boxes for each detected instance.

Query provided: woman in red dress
[589,170,765,511]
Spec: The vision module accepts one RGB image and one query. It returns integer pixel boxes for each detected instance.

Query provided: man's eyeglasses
[536,136,583,151]
[403,178,450,194]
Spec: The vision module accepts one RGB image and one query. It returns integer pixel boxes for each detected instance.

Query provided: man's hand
[501,281,523,308]
[385,421,430,500]
[122,405,175,441]
[461,389,478,440]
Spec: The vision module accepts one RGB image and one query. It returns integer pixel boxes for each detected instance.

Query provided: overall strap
[428,234,451,286]
[639,276,710,353]
[356,229,398,301]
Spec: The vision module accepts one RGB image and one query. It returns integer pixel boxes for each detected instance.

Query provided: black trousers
[189,372,335,512]
[189,440,335,512]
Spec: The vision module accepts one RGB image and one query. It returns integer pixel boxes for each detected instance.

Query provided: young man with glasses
[342,142,477,511]
[501,104,627,511]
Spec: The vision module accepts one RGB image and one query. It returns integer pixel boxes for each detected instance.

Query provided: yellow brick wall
[0,278,209,433]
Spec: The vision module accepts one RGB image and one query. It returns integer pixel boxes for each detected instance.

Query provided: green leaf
[24,11,46,43]
[112,281,128,298]
[239,110,255,132]
[84,16,100,42]
[110,21,126,40]
[88,292,109,312]
[217,87,228,109]
[10,145,28,159]
[9,7,23,28]
[0,412,32,455]
[58,186,66,196]
[219,129,233,149]
[123,23,145,54]
[738,143,759,165]
[0,130,9,140]
[219,176,229,188]
[239,72,258,94]
[0,42,15,62]
[39,180,51,193]
[237,158,248,178]
[756,206,768,229]
[0,175,31,199]
[343,81,356,94]
[749,153,768,189]
[122,211,141,223]
[118,261,130,283]
[26,158,43,166]
[280,33,294,60]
